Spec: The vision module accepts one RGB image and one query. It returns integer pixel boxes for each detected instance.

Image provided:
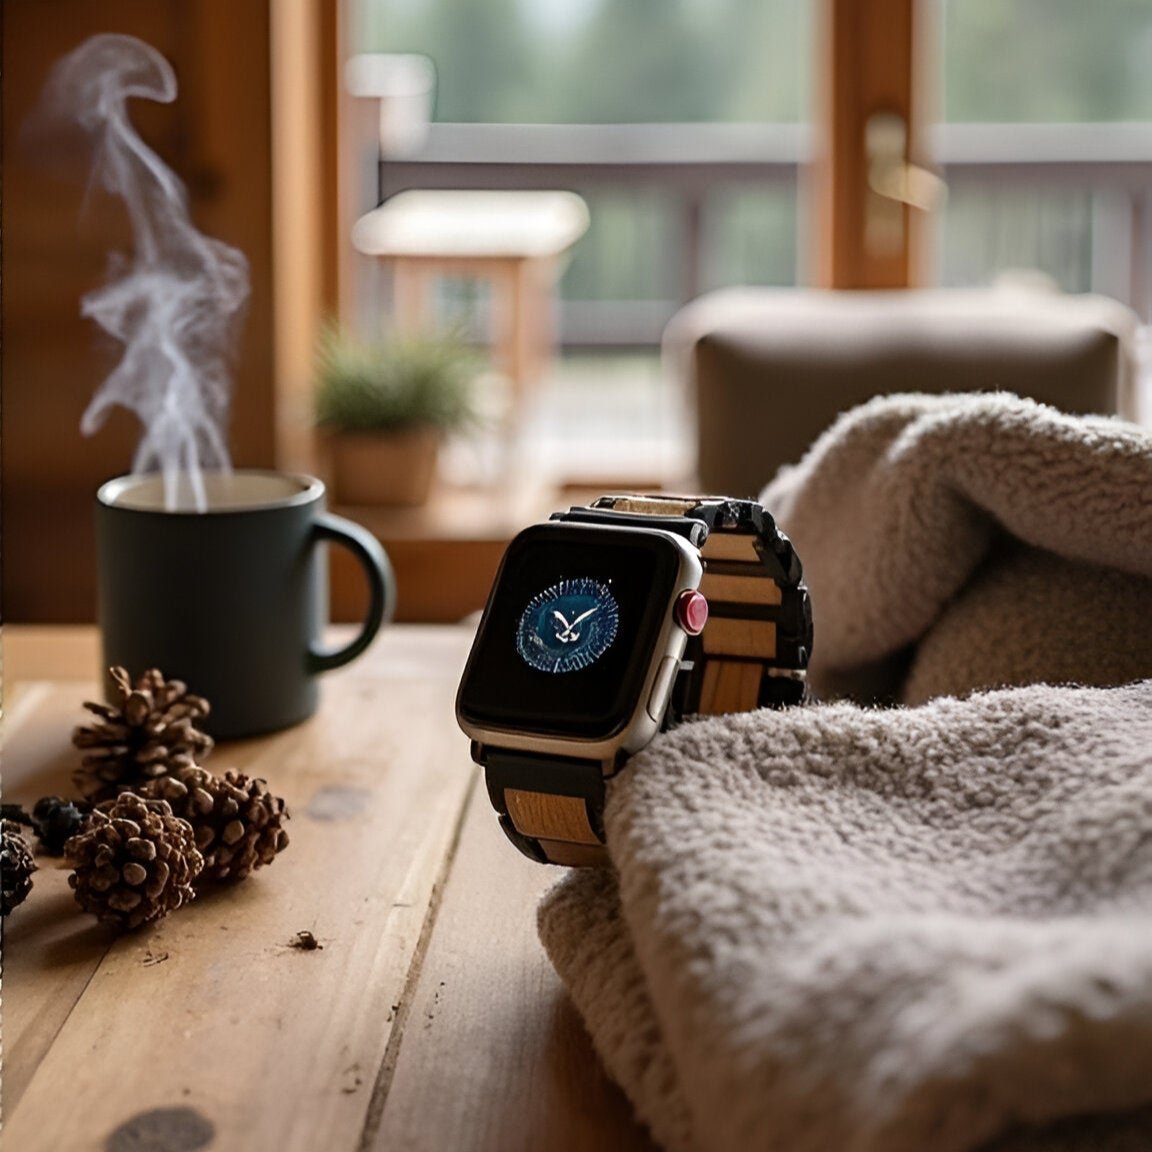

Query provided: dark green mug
[96,469,394,739]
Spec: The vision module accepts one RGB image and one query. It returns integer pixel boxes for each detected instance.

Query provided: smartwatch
[455,494,812,866]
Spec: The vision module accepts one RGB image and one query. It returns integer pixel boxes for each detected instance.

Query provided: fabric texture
[764,391,1152,705]
[537,394,1152,1152]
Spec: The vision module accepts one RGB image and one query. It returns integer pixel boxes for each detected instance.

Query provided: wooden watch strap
[533,839,610,867]
[504,789,601,845]
[498,790,603,865]
[482,495,811,867]
[503,789,609,866]
[697,659,764,713]
[609,496,811,718]
[594,495,811,718]
[482,750,609,866]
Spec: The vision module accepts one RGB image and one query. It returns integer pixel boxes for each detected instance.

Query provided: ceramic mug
[96,469,394,739]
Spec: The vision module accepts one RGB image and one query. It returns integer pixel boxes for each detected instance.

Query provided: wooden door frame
[814,0,935,288]
[269,0,344,474]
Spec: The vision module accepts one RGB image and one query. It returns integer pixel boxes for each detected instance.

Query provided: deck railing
[376,121,1152,343]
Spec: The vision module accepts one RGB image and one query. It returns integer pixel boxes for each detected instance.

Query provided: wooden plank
[368,781,656,1152]
[1,626,477,1152]
[0,678,257,1126]
[1,680,116,1118]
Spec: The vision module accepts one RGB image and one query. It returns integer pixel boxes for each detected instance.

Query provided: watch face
[516,577,620,674]
[457,523,685,741]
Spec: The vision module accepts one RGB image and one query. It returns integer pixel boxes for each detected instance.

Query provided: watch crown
[675,590,709,636]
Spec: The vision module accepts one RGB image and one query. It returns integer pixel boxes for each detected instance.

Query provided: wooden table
[1,626,654,1152]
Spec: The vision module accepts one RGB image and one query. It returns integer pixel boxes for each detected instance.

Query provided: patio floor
[440,349,695,491]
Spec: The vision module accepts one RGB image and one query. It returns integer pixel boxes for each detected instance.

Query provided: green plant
[314,327,478,433]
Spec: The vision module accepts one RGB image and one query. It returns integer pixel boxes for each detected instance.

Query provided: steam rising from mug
[38,34,249,512]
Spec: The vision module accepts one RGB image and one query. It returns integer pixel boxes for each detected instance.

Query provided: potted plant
[314,326,478,506]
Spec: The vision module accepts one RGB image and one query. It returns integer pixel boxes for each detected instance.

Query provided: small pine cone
[65,793,203,931]
[72,667,214,801]
[2,820,37,917]
[141,766,289,883]
[31,796,91,856]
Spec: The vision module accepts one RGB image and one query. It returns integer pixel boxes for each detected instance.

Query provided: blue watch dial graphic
[516,577,620,674]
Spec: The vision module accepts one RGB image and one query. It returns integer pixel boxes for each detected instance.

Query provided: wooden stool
[352,190,590,422]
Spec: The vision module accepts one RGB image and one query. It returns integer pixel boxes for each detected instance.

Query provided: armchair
[665,285,1140,497]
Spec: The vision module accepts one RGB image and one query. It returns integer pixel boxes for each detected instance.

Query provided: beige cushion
[665,286,1139,497]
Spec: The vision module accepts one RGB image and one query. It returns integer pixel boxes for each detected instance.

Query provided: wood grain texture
[697,659,763,715]
[367,784,656,1152]
[1,627,477,1152]
[506,789,601,845]
[700,534,761,563]
[2,625,652,1150]
[701,618,777,659]
[602,495,698,516]
[537,839,611,868]
[1,682,115,1115]
[700,572,783,605]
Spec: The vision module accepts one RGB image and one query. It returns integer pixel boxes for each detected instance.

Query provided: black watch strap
[481,494,812,867]
[478,746,610,868]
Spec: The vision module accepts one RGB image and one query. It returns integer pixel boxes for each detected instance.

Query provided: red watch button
[675,589,709,636]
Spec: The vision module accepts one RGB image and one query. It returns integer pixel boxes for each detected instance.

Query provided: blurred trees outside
[356,0,1152,331]
[359,0,1152,126]
[943,0,1152,123]
[358,0,810,124]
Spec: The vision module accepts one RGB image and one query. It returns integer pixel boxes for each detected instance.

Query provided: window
[353,0,814,345]
[936,0,1152,309]
[350,0,816,483]
[342,0,1152,487]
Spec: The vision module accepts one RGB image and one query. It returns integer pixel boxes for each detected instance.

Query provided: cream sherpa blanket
[538,394,1152,1152]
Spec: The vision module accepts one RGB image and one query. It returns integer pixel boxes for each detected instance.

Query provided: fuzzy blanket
[538,394,1152,1152]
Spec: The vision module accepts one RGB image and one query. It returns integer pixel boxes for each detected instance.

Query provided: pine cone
[65,793,203,930]
[2,820,37,917]
[72,667,214,801]
[31,796,90,855]
[141,766,290,882]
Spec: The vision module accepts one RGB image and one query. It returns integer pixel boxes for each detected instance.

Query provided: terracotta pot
[324,426,442,506]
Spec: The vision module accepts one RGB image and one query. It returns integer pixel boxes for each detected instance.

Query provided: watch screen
[516,577,620,674]
[457,523,684,740]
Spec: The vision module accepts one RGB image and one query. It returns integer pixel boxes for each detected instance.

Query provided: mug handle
[307,512,395,673]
